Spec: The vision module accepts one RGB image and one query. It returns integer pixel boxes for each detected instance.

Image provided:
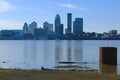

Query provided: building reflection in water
[67,41,72,62]
[72,41,83,62]
[29,41,37,67]
[65,40,83,62]
[43,41,50,62]
[23,41,37,69]
[100,64,117,74]
[43,41,54,67]
[54,41,63,65]
[23,41,28,64]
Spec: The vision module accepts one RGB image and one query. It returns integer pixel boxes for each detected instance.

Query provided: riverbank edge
[0,68,120,80]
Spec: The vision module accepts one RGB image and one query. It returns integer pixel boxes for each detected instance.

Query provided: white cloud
[57,3,86,11]
[58,3,77,9]
[0,0,16,13]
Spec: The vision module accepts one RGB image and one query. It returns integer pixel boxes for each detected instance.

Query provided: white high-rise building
[43,22,53,36]
[29,21,37,35]
[49,24,53,32]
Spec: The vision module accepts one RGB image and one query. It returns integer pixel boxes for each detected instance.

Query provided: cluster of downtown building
[0,13,119,40]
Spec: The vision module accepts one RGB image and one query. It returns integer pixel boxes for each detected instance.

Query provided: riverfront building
[73,18,83,35]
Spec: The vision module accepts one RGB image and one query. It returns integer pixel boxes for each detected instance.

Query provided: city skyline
[0,0,120,33]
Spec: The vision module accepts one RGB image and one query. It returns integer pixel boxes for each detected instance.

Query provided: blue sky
[0,0,120,33]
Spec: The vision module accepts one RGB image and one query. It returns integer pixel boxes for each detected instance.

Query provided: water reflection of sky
[0,40,119,74]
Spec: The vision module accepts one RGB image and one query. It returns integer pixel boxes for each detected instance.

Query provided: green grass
[0,69,120,80]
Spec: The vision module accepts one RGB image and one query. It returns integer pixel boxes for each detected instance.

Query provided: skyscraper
[73,18,83,35]
[59,24,64,36]
[67,13,72,34]
[43,22,53,37]
[55,14,61,35]
[43,22,53,32]
[49,24,53,32]
[29,21,37,35]
[43,22,49,30]
[23,22,29,34]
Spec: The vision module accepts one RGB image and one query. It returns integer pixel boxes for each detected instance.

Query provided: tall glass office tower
[55,14,61,35]
[73,18,83,35]
[67,13,72,34]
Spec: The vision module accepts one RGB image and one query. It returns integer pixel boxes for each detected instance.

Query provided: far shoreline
[0,39,120,40]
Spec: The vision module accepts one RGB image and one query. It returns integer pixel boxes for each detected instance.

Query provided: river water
[0,40,119,74]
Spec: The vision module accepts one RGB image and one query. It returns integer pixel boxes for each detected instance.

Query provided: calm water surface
[0,40,119,74]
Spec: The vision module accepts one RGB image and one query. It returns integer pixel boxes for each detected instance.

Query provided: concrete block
[100,47,117,65]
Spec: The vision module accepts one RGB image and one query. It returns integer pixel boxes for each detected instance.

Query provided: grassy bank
[0,69,120,80]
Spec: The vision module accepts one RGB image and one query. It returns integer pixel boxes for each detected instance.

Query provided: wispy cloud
[58,3,77,9]
[57,3,86,11]
[0,0,16,13]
